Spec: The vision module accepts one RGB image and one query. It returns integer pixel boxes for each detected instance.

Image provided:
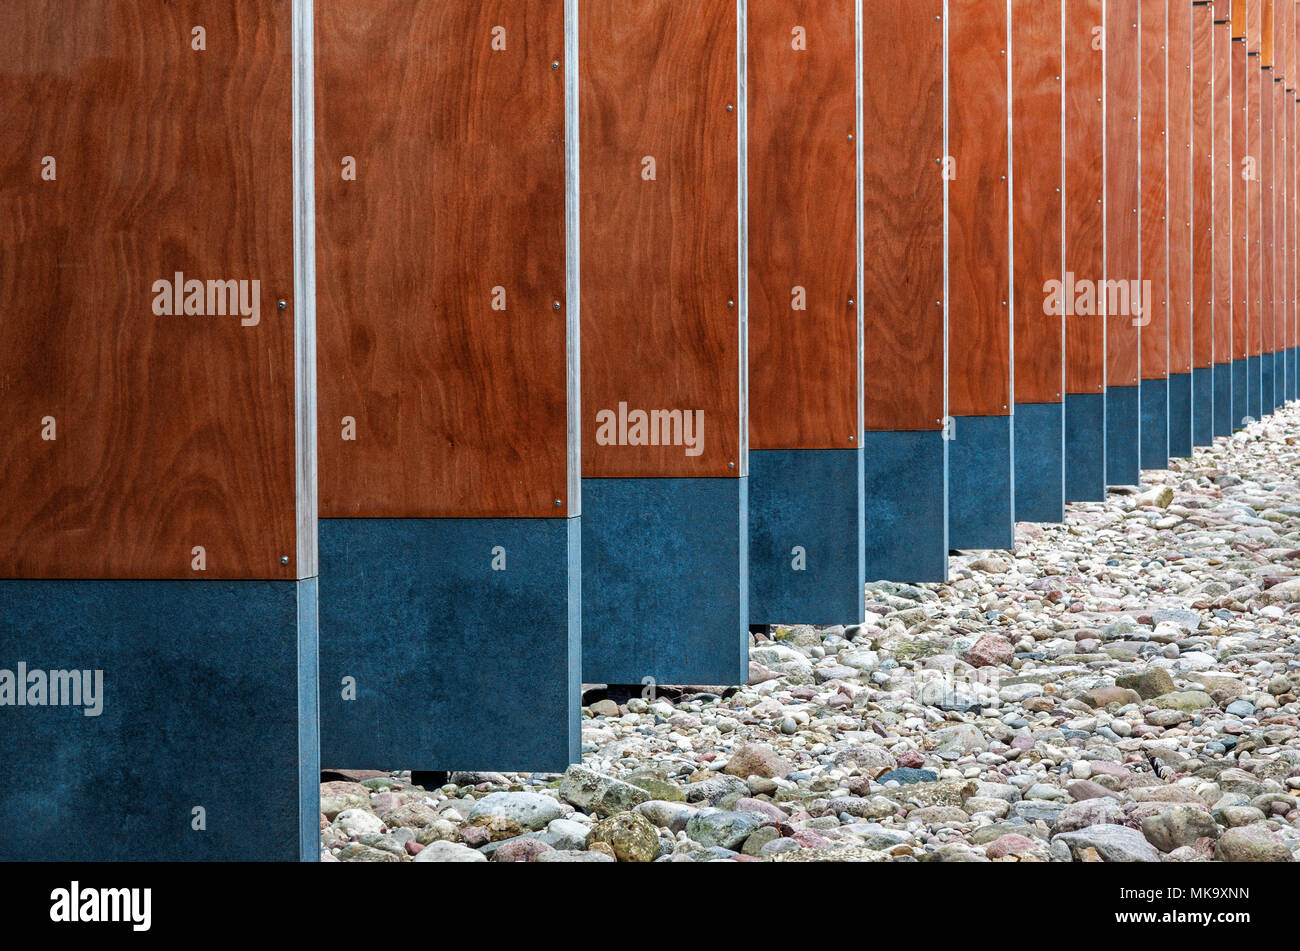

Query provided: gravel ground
[321,407,1300,862]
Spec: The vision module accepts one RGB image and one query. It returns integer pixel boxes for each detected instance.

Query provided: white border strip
[292,0,317,578]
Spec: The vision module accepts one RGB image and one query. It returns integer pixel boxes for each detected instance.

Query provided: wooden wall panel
[1108,0,1142,386]
[1170,0,1195,376]
[581,0,742,477]
[0,0,297,580]
[1277,79,1290,360]
[1250,28,1264,357]
[1012,0,1064,405]
[748,0,858,450]
[1066,0,1106,395]
[948,0,1010,417]
[1262,63,1277,357]
[1193,5,1215,371]
[1141,0,1169,381]
[1234,36,1251,360]
[1215,15,1235,366]
[316,0,570,517]
[862,0,945,432]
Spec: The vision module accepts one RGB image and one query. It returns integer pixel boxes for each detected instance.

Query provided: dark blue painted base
[749,449,864,626]
[1247,355,1263,421]
[583,478,747,686]
[1138,379,1168,472]
[1014,402,1064,523]
[1065,392,1106,501]
[0,579,318,861]
[1212,363,1233,438]
[1168,373,1193,458]
[1105,385,1141,486]
[320,517,580,772]
[1272,350,1286,411]
[1262,352,1278,415]
[1232,359,1249,430]
[1290,347,1298,402]
[862,430,947,583]
[949,414,1014,550]
[1192,368,1214,447]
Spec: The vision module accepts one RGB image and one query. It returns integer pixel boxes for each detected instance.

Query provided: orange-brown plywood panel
[1215,17,1235,365]
[316,0,570,518]
[0,0,298,580]
[1141,0,1169,381]
[1107,1,1142,386]
[1193,5,1215,370]
[862,0,945,433]
[1066,0,1106,395]
[948,0,1010,418]
[581,0,743,477]
[1234,37,1251,359]
[1249,0,1263,49]
[1250,47,1264,356]
[748,0,858,451]
[1262,67,1277,356]
[1012,0,1064,405]
[1170,0,1194,375]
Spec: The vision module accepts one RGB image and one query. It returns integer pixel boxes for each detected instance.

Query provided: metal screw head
[280,556,289,565]
[277,299,288,310]
[552,61,560,70]
[728,300,735,308]
[728,461,736,469]
[726,104,734,112]
[554,499,562,507]
[553,301,562,310]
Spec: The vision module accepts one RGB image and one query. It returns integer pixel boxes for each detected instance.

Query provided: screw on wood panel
[278,300,288,310]
[729,462,735,469]
[728,300,735,308]
[553,301,561,310]
[555,500,562,506]
[552,61,560,70]
[727,104,734,112]
[281,556,289,565]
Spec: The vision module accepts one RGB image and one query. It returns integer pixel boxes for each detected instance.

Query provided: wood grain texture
[1262,67,1277,354]
[1250,49,1263,356]
[1169,0,1195,374]
[1215,18,1235,365]
[1275,81,1288,354]
[1107,1,1142,385]
[1140,0,1169,380]
[316,0,570,518]
[1250,0,1263,49]
[0,0,297,580]
[581,0,742,476]
[1065,0,1106,394]
[862,0,945,432]
[1193,5,1215,370]
[948,0,1010,417]
[748,0,858,450]
[1011,0,1063,405]
[1234,39,1251,359]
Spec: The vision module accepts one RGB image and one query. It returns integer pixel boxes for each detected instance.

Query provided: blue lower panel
[1168,373,1193,458]
[1247,355,1263,421]
[1065,392,1106,500]
[0,579,317,862]
[583,478,747,686]
[749,449,864,626]
[1105,385,1141,486]
[1191,368,1214,447]
[862,430,947,583]
[1273,350,1286,411]
[320,517,580,772]
[949,414,1014,550]
[1014,402,1064,523]
[1138,379,1169,471]
[1290,347,1298,402]
[1232,359,1249,430]
[1262,352,1278,415]
[1212,363,1233,438]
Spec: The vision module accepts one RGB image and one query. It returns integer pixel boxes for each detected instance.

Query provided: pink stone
[986,834,1038,858]
[963,634,1015,668]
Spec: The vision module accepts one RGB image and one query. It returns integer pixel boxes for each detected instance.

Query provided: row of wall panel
[1233,10,1251,421]
[948,0,1013,549]
[0,0,319,861]
[861,0,948,582]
